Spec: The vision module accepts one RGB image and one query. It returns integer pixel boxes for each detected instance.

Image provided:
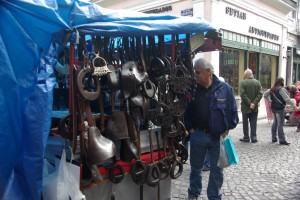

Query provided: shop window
[244,36,248,44]
[248,52,258,78]
[232,33,237,41]
[240,35,245,43]
[228,32,232,40]
[260,54,272,89]
[268,43,272,49]
[292,63,297,83]
[249,38,253,45]
[236,34,240,42]
[223,31,228,39]
[219,48,239,95]
[253,39,259,46]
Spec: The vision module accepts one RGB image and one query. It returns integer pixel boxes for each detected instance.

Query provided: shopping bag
[54,147,81,187]
[42,148,85,200]
[223,136,239,166]
[217,135,229,168]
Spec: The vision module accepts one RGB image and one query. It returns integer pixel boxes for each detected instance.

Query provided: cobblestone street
[171,119,300,200]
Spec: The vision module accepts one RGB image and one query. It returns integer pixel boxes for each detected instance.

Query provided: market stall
[0,0,220,199]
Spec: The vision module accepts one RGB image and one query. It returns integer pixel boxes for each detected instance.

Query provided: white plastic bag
[217,135,229,168]
[42,148,85,200]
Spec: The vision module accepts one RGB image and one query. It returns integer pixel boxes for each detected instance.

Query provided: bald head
[244,68,253,79]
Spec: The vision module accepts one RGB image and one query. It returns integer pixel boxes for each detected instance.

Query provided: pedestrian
[239,68,263,143]
[184,58,239,200]
[285,85,298,98]
[263,77,300,145]
[292,83,300,131]
[285,85,299,125]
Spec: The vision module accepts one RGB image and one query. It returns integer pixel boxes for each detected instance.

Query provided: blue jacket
[184,75,239,139]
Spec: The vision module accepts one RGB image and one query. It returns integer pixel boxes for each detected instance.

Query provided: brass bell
[92,55,111,77]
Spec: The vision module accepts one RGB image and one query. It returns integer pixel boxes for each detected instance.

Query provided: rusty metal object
[76,67,101,101]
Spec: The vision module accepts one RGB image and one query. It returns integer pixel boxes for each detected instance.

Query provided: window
[228,32,232,40]
[219,48,240,95]
[292,10,296,19]
[253,39,260,46]
[223,31,228,39]
[240,35,245,43]
[236,34,240,42]
[232,33,237,41]
[249,38,253,45]
[260,54,272,89]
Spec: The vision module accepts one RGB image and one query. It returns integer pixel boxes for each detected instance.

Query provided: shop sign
[181,8,193,16]
[144,5,172,14]
[249,26,279,41]
[225,6,246,20]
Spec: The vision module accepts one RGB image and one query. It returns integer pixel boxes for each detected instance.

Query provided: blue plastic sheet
[0,0,218,199]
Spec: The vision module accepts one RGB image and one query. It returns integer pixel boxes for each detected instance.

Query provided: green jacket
[240,77,263,113]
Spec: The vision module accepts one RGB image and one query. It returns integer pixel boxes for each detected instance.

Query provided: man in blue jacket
[185,58,239,200]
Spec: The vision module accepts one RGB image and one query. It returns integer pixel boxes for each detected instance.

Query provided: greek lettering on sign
[225,6,246,20]
[248,26,279,41]
[144,6,172,14]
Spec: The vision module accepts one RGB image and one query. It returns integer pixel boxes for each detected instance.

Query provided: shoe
[279,141,290,145]
[296,130,300,132]
[239,138,250,142]
[251,139,258,143]
[186,196,197,200]
[202,166,210,171]
[272,139,278,143]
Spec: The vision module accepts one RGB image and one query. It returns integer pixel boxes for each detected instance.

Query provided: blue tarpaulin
[0,0,218,199]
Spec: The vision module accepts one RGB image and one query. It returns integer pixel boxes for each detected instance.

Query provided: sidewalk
[238,98,267,123]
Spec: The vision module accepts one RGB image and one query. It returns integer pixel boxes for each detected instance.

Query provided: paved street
[171,118,300,200]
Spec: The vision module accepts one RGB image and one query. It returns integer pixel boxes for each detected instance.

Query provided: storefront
[219,28,280,94]
[215,2,283,94]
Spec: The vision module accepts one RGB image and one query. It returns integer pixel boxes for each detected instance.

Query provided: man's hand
[250,103,256,109]
[222,130,229,138]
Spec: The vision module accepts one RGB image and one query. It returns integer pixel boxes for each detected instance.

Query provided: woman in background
[264,77,300,145]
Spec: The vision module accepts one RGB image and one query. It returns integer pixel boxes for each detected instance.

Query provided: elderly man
[239,69,263,143]
[184,58,239,200]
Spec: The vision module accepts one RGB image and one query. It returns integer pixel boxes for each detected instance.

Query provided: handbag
[42,147,85,200]
[223,136,239,166]
[217,135,229,168]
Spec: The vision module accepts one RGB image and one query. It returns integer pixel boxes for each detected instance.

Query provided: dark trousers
[242,112,258,140]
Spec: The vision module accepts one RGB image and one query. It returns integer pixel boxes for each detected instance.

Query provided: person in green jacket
[239,68,263,143]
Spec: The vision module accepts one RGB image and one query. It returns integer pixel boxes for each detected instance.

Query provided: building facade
[92,0,298,95]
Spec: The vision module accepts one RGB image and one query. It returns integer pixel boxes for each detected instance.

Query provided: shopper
[264,77,300,145]
[292,84,300,131]
[184,58,239,200]
[239,68,263,143]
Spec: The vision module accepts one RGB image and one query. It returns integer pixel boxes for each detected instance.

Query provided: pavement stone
[171,117,300,200]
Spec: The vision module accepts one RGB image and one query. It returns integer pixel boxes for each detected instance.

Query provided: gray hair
[194,58,214,74]
[244,68,253,78]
